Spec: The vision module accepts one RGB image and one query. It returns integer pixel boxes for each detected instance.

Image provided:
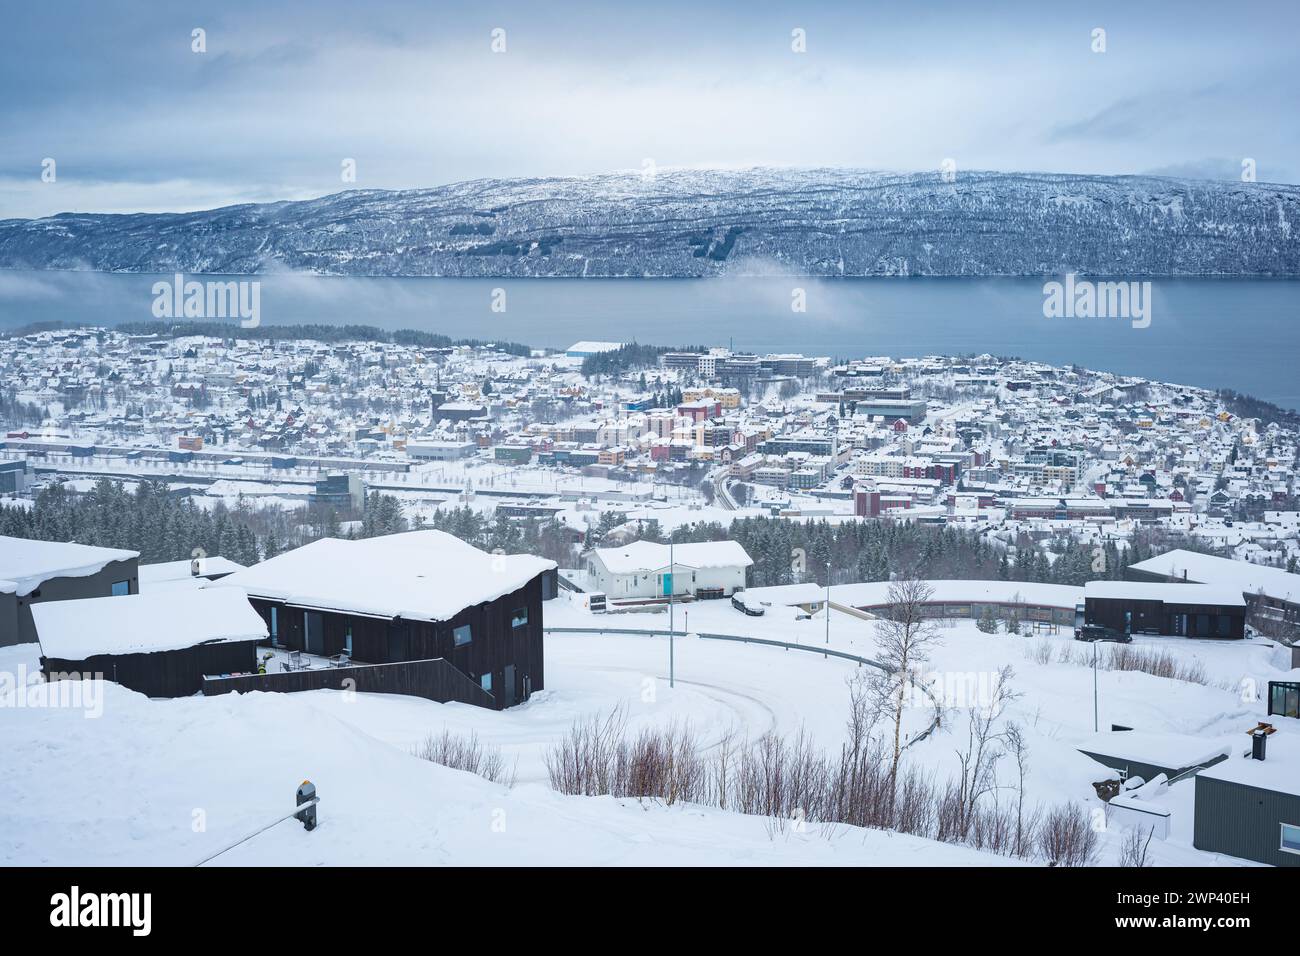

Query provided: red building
[677,400,721,422]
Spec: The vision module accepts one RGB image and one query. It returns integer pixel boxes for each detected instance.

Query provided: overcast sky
[2,0,1296,218]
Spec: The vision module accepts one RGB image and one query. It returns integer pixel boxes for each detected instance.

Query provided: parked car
[1074,623,1132,643]
[731,592,765,617]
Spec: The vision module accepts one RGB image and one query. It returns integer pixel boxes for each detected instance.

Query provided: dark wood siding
[1084,596,1245,639]
[9,557,140,647]
[202,657,496,708]
[42,639,258,698]
[245,572,545,710]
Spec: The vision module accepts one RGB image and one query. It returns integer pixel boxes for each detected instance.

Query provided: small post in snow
[296,780,318,831]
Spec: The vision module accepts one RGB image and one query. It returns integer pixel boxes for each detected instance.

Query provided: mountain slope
[1,168,1297,277]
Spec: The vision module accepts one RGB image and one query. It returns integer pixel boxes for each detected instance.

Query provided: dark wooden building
[1081,582,1246,639]
[33,589,266,698]
[1194,728,1300,867]
[1,535,140,647]
[215,531,556,710]
[1125,548,1300,638]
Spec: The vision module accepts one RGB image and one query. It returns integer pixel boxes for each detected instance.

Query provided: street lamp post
[825,575,831,644]
[669,538,675,689]
[1093,640,1099,732]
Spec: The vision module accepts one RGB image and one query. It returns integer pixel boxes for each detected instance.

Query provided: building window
[270,607,279,643]
[511,607,528,629]
[111,580,130,596]
[1281,823,1300,855]
[480,672,492,692]
[344,625,353,656]
[453,625,472,647]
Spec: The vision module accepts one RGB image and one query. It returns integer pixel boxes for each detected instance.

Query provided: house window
[1281,823,1300,855]
[270,607,279,643]
[344,625,353,656]
[480,672,492,692]
[511,607,528,629]
[111,580,130,596]
[453,625,472,647]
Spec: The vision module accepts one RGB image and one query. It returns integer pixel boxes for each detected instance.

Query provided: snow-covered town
[4,2,1300,924]
[2,325,1298,870]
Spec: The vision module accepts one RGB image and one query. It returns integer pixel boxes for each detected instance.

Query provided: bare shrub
[1106,644,1210,685]
[416,729,516,787]
[544,707,706,805]
[545,696,1101,866]
[544,707,627,796]
[624,722,707,805]
[1025,639,1054,665]
[1037,802,1101,866]
[1117,825,1156,867]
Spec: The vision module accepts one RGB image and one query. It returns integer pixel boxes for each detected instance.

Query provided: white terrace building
[586,540,752,602]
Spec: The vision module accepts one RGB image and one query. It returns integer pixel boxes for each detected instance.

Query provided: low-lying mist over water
[2,271,1296,409]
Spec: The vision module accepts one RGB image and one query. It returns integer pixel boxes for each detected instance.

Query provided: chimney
[1249,723,1275,761]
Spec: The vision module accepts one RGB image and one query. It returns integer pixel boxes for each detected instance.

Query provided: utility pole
[1093,640,1099,732]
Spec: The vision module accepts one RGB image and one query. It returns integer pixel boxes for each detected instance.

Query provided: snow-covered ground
[2,589,1295,866]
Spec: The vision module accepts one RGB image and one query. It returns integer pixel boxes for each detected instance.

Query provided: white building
[586,540,752,601]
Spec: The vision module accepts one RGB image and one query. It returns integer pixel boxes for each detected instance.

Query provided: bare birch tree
[1003,719,1033,856]
[868,577,941,782]
[953,665,1020,838]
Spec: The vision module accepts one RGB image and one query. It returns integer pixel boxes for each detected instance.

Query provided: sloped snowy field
[2,592,1293,866]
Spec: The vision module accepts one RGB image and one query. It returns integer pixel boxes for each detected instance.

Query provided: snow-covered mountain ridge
[2,168,1297,277]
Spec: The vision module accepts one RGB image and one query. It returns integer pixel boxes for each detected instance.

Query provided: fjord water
[1,271,1297,409]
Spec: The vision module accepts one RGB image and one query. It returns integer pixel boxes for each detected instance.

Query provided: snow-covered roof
[0,536,138,597]
[138,556,246,587]
[1198,728,1300,796]
[835,579,1082,610]
[212,530,556,623]
[1127,549,1300,604]
[1083,581,1245,607]
[1076,731,1233,770]
[33,589,267,660]
[590,540,753,575]
[566,341,624,354]
[738,583,826,607]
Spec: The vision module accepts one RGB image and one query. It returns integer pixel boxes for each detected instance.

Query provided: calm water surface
[1,272,1296,409]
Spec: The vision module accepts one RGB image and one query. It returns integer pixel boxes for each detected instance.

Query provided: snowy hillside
[1,168,1297,277]
[3,587,1289,867]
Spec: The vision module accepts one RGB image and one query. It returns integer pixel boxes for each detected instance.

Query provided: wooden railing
[202,657,497,709]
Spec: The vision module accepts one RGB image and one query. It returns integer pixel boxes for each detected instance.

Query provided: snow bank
[0,661,1018,867]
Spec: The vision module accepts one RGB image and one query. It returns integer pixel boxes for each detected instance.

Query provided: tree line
[0,480,408,567]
